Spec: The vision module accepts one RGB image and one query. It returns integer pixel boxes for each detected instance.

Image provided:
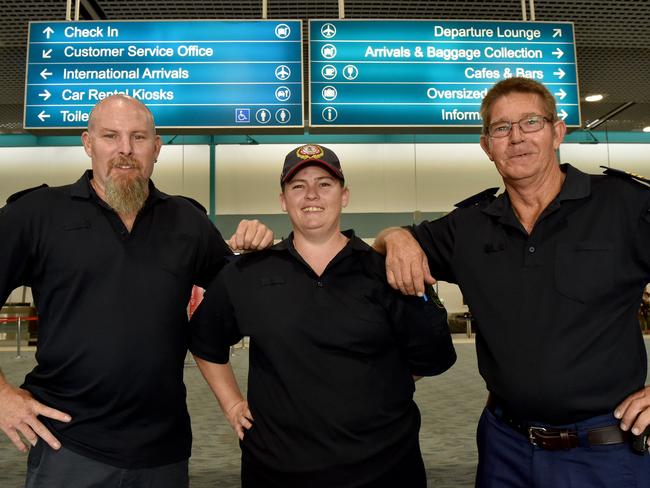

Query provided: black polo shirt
[412,163,650,424]
[190,231,454,486]
[0,170,231,468]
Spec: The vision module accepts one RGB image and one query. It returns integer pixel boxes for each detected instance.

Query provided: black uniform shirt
[0,171,231,468]
[190,231,454,486]
[412,163,650,424]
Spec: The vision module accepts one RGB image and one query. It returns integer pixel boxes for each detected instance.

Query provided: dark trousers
[242,442,427,488]
[476,407,650,488]
[25,441,189,488]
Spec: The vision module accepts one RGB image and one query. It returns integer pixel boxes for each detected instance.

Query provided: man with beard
[0,95,273,487]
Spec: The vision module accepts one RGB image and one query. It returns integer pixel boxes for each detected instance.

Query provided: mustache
[109,156,141,170]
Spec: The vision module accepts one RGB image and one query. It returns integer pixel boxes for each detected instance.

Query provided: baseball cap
[281,144,344,184]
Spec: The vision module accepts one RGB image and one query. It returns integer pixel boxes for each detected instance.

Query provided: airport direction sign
[309,20,580,129]
[24,20,304,130]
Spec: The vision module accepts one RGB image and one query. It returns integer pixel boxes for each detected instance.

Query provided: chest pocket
[45,218,100,274]
[155,232,195,277]
[555,241,614,303]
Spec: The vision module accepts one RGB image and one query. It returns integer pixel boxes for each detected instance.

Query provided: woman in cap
[189,144,455,487]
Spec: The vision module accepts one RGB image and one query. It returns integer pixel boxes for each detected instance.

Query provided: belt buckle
[528,426,547,446]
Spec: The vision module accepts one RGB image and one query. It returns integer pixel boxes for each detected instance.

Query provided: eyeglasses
[487,115,551,138]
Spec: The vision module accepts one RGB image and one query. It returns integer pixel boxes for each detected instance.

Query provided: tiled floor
[1,337,641,487]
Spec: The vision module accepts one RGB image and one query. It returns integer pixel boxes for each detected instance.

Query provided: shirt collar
[555,163,591,202]
[70,169,169,205]
[271,229,371,253]
[481,163,591,218]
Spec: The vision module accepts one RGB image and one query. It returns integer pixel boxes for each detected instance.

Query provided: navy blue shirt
[0,171,231,468]
[412,164,650,424]
[190,231,454,486]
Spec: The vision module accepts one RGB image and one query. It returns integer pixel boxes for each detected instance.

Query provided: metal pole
[520,0,527,21]
[339,0,345,19]
[16,317,22,358]
[74,0,81,21]
[66,0,72,20]
[529,0,536,21]
[262,0,267,19]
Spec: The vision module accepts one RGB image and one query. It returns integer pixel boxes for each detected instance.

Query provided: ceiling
[2,0,649,133]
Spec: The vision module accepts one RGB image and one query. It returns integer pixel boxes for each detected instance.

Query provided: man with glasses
[374,77,650,486]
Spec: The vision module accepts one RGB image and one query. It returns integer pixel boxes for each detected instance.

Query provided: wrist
[226,399,244,415]
[375,226,404,254]
[386,227,412,248]
[0,381,14,397]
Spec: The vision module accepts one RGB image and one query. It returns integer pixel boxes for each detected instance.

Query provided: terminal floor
[2,337,643,487]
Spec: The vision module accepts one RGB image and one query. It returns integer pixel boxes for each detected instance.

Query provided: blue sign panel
[309,20,580,128]
[24,20,303,130]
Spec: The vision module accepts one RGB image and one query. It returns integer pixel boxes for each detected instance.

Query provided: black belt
[486,395,631,451]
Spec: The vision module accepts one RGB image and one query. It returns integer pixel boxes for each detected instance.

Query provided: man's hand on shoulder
[228,219,274,253]
[373,227,435,297]
[0,380,71,452]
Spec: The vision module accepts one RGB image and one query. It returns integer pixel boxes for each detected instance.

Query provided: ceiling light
[643,126,650,133]
[585,94,604,102]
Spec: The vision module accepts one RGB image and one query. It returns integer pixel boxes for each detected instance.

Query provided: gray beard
[104,175,148,216]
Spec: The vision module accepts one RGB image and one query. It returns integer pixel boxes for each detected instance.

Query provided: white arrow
[40,68,52,79]
[552,47,564,59]
[558,109,568,121]
[552,28,562,38]
[554,88,567,100]
[553,67,566,80]
[43,26,54,39]
[38,89,51,101]
[42,48,52,59]
[38,110,50,122]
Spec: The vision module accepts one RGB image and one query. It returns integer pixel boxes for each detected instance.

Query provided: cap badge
[296,145,324,160]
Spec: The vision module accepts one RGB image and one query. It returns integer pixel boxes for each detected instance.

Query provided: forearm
[193,355,245,415]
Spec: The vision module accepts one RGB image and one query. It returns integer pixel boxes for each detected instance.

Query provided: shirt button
[528,246,536,253]
[316,281,324,287]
